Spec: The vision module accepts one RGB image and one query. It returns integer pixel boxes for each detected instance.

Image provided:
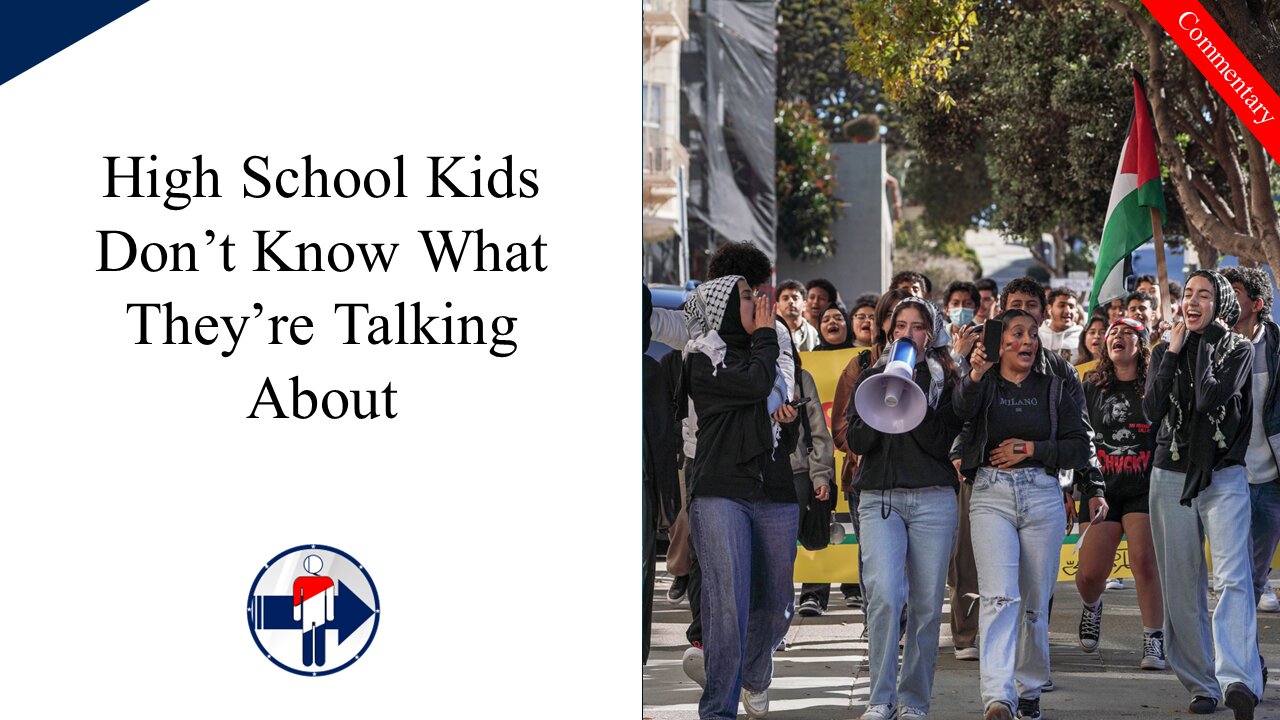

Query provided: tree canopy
[857,0,1277,272]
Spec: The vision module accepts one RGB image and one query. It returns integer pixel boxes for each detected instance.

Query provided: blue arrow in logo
[251,581,376,644]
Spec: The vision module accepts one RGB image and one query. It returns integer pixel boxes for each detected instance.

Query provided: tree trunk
[1105,0,1278,265]
[1052,228,1068,278]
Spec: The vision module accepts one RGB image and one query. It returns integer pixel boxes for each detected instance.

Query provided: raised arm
[689,328,781,405]
[1143,343,1176,425]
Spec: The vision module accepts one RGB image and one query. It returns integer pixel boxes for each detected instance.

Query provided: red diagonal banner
[1142,1,1280,160]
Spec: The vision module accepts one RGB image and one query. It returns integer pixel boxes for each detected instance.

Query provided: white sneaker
[1105,577,1124,591]
[899,706,928,720]
[859,704,897,720]
[1260,586,1280,613]
[955,647,980,661]
[741,687,769,718]
[682,645,705,688]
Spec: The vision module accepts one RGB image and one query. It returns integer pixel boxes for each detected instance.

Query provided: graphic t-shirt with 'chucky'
[1085,379,1155,496]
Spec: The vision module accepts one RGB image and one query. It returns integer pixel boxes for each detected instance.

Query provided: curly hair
[1221,266,1274,317]
[999,276,1047,312]
[1084,326,1151,398]
[707,241,772,287]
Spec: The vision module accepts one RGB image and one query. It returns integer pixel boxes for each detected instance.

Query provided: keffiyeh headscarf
[682,275,744,373]
[1165,269,1246,467]
[877,296,949,408]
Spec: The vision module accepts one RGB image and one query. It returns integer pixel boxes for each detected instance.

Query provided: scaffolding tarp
[681,0,777,262]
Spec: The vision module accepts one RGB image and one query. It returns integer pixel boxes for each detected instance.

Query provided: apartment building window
[643,83,665,170]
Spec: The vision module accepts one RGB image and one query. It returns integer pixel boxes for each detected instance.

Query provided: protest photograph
[642,1,1280,718]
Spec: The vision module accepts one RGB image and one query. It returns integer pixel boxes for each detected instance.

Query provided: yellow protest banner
[792,351,1280,584]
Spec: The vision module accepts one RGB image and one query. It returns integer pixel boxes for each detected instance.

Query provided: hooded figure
[679,277,801,720]
[681,275,795,502]
[1145,268,1253,504]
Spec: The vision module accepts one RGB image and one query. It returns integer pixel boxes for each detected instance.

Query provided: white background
[0,1,636,716]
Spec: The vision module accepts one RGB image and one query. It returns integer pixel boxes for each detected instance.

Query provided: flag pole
[1151,207,1170,327]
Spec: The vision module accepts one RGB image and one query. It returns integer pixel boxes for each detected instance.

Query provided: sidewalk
[644,565,1280,719]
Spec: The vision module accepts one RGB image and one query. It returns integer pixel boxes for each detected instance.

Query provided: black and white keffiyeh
[682,275,744,373]
[876,296,949,408]
[1165,269,1245,462]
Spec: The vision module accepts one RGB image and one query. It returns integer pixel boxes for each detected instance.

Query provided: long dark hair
[1075,311,1108,364]
[1083,327,1151,397]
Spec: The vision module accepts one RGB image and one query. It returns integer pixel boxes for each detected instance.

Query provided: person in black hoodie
[847,297,965,720]
[955,309,1105,720]
[682,275,800,720]
[1143,269,1262,719]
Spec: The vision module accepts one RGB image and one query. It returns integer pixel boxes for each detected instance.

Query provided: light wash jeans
[689,496,799,720]
[1250,478,1280,604]
[969,467,1063,712]
[1149,465,1264,700]
[858,486,958,712]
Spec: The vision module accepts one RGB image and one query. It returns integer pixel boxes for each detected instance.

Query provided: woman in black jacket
[955,309,1106,720]
[846,297,965,720]
[1142,269,1261,718]
[682,274,801,720]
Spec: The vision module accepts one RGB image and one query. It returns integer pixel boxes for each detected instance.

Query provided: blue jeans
[968,467,1063,712]
[1250,479,1280,604]
[858,486,958,712]
[689,496,799,720]
[1150,465,1264,699]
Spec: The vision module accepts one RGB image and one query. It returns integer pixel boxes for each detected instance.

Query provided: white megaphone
[854,339,927,434]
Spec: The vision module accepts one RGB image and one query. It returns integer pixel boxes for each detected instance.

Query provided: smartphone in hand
[982,320,1003,360]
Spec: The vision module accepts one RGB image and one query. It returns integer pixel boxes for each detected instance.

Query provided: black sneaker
[1078,601,1102,653]
[1188,696,1217,714]
[1140,631,1166,670]
[797,597,825,617]
[1016,697,1041,720]
[667,575,689,603]
[1225,682,1257,720]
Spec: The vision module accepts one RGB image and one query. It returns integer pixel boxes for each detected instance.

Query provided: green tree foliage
[777,0,898,146]
[845,0,980,108]
[776,101,843,261]
[846,0,1279,270]
[899,2,1191,275]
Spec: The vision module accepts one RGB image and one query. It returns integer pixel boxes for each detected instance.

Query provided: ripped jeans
[969,467,1064,712]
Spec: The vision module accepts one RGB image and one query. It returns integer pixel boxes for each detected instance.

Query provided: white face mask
[949,307,975,327]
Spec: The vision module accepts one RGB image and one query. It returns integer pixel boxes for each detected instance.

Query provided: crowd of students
[642,241,1280,720]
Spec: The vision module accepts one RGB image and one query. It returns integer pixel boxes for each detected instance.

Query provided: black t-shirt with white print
[1086,378,1155,497]
[983,372,1052,470]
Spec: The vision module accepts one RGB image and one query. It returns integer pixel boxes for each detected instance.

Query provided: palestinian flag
[1089,74,1167,314]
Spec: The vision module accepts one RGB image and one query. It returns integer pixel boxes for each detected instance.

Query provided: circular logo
[247,544,380,676]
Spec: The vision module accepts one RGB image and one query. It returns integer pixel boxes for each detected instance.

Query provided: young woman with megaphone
[954,309,1107,720]
[846,296,965,720]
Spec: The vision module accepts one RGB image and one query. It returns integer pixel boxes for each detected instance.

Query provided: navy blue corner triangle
[1,1,150,87]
